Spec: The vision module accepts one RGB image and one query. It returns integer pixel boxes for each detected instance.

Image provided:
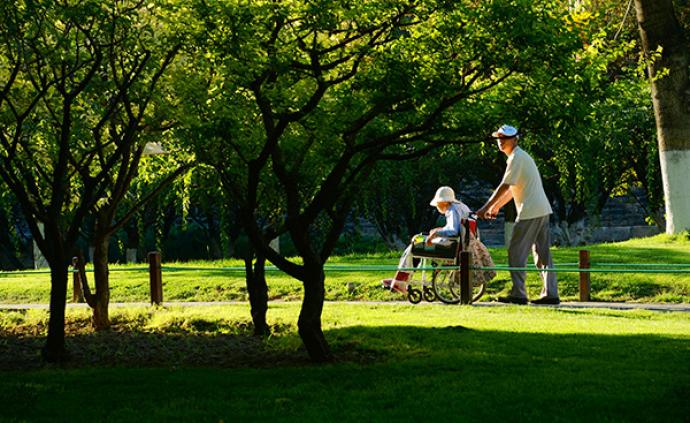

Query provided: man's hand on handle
[476,206,498,220]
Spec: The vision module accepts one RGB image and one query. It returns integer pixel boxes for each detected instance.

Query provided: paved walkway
[1,301,689,312]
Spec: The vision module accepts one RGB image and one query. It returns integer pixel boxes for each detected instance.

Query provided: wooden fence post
[148,251,163,305]
[71,256,84,303]
[460,251,472,305]
[579,249,591,302]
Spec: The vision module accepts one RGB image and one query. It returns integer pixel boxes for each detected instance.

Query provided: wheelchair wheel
[448,278,487,303]
[407,287,423,304]
[432,269,461,304]
[433,269,487,304]
[423,286,437,302]
[470,282,486,302]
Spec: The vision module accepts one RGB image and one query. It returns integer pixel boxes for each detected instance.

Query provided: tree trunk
[91,236,111,330]
[298,264,333,363]
[43,261,69,362]
[634,0,690,233]
[244,249,270,336]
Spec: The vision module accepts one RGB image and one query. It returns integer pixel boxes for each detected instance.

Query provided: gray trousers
[508,215,558,299]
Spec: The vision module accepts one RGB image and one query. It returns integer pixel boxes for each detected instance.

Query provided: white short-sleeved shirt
[501,146,552,221]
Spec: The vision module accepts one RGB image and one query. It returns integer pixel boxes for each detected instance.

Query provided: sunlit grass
[1,234,688,304]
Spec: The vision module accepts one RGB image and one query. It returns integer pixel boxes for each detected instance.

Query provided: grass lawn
[1,303,689,422]
[1,234,688,304]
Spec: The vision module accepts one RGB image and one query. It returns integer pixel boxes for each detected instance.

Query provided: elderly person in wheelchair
[382,186,496,304]
[382,186,471,291]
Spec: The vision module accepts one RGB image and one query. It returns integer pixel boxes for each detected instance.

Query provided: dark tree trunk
[43,260,69,363]
[298,264,333,363]
[244,249,270,336]
[91,236,111,330]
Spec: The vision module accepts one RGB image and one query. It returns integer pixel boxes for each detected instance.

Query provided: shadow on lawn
[1,323,688,422]
[2,318,689,373]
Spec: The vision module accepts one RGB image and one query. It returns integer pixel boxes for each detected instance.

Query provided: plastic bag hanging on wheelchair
[462,216,496,286]
[468,238,497,286]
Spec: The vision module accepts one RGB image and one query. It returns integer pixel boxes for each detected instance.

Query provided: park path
[0,301,689,312]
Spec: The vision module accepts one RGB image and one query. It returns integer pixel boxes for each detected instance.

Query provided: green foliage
[0,0,186,259]
[468,5,660,225]
[0,0,673,265]
[172,0,595,272]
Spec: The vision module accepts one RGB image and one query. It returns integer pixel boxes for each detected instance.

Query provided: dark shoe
[496,295,528,305]
[531,296,561,305]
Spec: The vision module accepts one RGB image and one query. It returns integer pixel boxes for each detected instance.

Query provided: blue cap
[492,124,519,138]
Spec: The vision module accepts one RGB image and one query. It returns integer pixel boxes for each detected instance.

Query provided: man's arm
[477,183,512,219]
[492,186,514,211]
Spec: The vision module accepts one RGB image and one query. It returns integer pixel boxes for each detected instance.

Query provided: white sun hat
[430,186,460,206]
[491,124,519,138]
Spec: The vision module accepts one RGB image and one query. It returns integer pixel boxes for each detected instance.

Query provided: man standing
[477,124,559,305]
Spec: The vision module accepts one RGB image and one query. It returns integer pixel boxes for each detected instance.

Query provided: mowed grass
[0,303,689,422]
[1,234,689,304]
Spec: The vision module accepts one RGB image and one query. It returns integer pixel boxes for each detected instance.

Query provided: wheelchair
[405,218,486,305]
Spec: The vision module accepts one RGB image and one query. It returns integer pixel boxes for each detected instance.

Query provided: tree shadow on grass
[0,323,690,421]
[2,316,688,372]
[0,318,304,370]
[1,320,689,422]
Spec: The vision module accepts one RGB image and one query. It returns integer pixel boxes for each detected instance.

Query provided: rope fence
[1,250,688,305]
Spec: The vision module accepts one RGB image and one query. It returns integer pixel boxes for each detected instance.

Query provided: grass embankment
[1,234,689,304]
[1,303,688,421]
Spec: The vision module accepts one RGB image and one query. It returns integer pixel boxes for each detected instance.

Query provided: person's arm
[477,183,511,219]
[489,187,513,215]
[431,208,460,238]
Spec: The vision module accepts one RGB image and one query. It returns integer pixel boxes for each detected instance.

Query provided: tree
[634,0,690,233]
[467,4,664,244]
[359,3,665,247]
[83,153,190,330]
[181,0,583,361]
[0,0,181,359]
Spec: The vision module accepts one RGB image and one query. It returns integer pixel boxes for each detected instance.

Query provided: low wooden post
[579,249,591,302]
[148,251,163,305]
[460,251,472,305]
[71,256,84,303]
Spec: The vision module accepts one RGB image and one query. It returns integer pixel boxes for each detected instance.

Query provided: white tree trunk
[634,0,690,234]
[659,150,690,233]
